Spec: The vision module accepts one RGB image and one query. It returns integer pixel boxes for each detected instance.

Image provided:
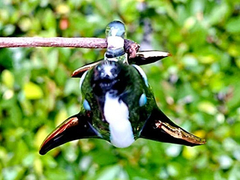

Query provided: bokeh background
[1,0,240,179]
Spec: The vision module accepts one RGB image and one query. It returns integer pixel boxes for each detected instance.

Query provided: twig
[0,37,106,48]
[0,37,140,58]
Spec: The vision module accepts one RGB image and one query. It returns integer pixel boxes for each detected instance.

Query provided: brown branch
[0,37,140,58]
[0,37,106,48]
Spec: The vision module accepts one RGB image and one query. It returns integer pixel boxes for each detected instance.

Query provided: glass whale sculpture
[39,21,205,155]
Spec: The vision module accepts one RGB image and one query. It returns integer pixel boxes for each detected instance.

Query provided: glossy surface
[71,51,170,78]
[40,60,205,155]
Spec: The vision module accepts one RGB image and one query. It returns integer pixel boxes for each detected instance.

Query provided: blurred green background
[1,0,240,179]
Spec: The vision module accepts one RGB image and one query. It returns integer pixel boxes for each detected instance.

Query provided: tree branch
[0,37,106,48]
[0,37,140,58]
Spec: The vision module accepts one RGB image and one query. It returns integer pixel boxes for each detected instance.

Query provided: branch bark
[0,37,140,58]
[0,37,106,48]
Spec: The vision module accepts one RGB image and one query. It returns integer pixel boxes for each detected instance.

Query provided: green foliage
[1,0,240,179]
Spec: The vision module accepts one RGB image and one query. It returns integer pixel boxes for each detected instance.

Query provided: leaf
[183,17,196,30]
[23,82,44,100]
[34,157,43,175]
[93,165,128,180]
[218,155,233,170]
[226,17,240,34]
[56,4,70,14]
[182,146,198,160]
[198,101,217,115]
[34,126,49,149]
[2,69,14,89]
